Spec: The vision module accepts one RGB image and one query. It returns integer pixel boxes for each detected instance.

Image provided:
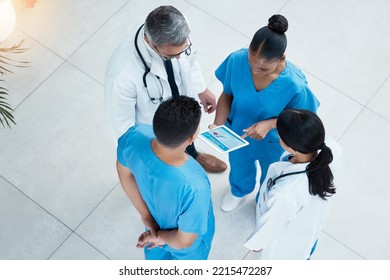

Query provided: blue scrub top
[117,124,215,257]
[215,48,320,141]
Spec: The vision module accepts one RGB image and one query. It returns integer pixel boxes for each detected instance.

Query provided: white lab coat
[104,24,206,141]
[244,137,343,259]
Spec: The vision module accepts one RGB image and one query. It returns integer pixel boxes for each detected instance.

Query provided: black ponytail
[306,144,335,200]
[277,109,335,200]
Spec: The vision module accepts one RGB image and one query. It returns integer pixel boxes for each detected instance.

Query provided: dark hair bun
[268,14,288,34]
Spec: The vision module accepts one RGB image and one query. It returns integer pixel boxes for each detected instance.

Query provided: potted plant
[0,41,29,128]
[0,0,29,128]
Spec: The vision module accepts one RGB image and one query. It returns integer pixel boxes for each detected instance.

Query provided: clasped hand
[137,230,165,249]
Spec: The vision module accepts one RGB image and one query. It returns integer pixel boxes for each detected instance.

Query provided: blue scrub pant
[228,136,284,197]
[185,142,198,158]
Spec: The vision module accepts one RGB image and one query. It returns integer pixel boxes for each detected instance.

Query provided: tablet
[198,125,249,153]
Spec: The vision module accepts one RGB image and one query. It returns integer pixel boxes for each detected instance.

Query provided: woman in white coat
[244,109,342,259]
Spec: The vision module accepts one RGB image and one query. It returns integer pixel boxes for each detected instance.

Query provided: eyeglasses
[154,38,192,60]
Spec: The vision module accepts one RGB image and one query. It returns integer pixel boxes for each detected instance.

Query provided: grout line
[66,60,104,86]
[335,107,365,142]
[365,73,390,106]
[46,232,74,260]
[61,183,120,260]
[47,182,118,259]
[183,0,251,39]
[12,60,66,111]
[291,69,390,142]
[334,92,390,143]
[8,27,67,113]
[322,231,367,260]
[0,174,119,260]
[184,0,291,39]
[242,250,251,260]
[278,0,293,13]
[49,1,134,89]
[47,232,111,260]
[298,66,366,107]
[364,106,390,123]
[73,232,112,260]
[14,27,66,60]
[64,1,131,61]
[0,174,73,232]
[296,64,390,126]
[73,183,119,232]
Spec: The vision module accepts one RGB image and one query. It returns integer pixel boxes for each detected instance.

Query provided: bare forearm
[241,118,278,140]
[116,161,151,219]
[264,118,277,130]
[214,92,232,125]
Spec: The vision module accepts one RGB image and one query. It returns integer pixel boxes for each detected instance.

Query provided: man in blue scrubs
[116,96,215,259]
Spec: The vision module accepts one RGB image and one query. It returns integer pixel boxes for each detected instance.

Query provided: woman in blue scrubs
[213,14,320,211]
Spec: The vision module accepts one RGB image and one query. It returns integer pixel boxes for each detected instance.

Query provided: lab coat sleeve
[187,50,207,96]
[104,75,137,141]
[182,14,207,96]
[244,191,297,251]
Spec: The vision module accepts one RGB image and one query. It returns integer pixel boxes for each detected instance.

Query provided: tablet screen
[198,125,249,153]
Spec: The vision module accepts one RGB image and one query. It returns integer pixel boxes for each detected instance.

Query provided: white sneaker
[221,192,244,212]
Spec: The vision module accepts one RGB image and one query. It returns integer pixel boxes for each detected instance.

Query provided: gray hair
[144,5,190,47]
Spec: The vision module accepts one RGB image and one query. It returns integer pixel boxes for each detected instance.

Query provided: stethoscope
[134,24,164,104]
[266,166,320,190]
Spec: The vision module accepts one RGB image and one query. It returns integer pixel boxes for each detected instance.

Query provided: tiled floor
[1,0,390,260]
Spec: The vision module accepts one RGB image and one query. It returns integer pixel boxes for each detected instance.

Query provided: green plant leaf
[0,39,31,76]
[0,40,30,128]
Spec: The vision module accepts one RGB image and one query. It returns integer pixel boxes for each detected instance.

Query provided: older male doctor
[104,5,226,173]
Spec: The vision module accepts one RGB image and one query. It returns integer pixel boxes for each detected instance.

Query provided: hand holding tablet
[198,125,249,153]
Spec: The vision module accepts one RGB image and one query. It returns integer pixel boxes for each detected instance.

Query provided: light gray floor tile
[68,0,164,84]
[186,0,289,38]
[367,76,390,122]
[0,177,71,260]
[326,109,390,259]
[49,233,108,260]
[305,73,363,140]
[76,186,145,260]
[311,233,364,260]
[283,0,390,105]
[1,29,64,108]
[0,62,118,229]
[14,0,129,59]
